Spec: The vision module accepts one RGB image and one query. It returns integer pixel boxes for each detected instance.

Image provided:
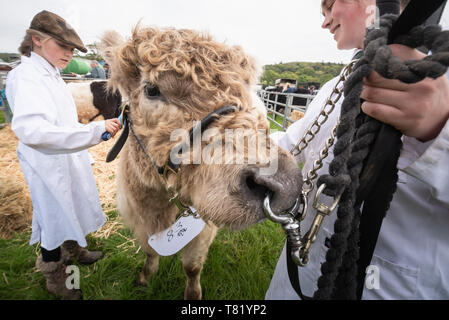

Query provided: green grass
[268,113,286,133]
[0,210,286,300]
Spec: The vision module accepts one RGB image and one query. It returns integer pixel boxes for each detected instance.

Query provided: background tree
[260,61,344,87]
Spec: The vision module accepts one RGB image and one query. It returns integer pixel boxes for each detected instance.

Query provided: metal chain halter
[290,60,358,222]
[264,59,358,267]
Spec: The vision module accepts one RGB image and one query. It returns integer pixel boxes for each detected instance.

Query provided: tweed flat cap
[29,10,87,53]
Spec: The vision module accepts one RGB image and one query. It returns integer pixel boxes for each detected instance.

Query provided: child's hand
[105,118,122,138]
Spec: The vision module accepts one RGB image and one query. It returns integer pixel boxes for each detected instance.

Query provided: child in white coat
[6,10,121,299]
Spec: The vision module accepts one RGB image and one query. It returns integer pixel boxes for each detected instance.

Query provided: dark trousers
[41,246,61,262]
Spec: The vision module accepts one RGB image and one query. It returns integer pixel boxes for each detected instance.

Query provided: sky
[0,0,356,66]
[2,1,449,67]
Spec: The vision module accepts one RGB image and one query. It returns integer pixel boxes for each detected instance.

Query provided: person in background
[309,85,316,95]
[284,83,297,93]
[6,10,121,299]
[103,62,110,78]
[266,0,449,299]
[86,60,106,79]
[275,82,284,92]
[296,85,309,94]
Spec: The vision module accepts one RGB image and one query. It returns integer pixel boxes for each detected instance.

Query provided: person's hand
[105,118,122,138]
[360,44,449,142]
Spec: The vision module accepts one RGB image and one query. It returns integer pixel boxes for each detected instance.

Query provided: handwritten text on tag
[148,210,205,256]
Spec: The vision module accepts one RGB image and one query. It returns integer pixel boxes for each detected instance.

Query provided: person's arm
[9,74,107,154]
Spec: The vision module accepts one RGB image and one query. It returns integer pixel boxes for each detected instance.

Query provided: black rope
[312,14,449,300]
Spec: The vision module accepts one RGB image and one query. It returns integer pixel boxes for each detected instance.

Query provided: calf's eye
[144,84,161,99]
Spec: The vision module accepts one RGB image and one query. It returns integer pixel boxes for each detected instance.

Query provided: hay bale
[0,124,121,239]
[0,175,33,238]
[89,133,120,211]
[0,125,32,239]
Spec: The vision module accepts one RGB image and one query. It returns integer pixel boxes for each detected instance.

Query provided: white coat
[265,50,449,300]
[6,52,107,250]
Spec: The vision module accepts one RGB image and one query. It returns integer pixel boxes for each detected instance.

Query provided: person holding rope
[6,10,121,299]
[266,0,449,299]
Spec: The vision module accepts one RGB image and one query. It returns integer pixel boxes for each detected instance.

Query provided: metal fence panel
[257,90,315,131]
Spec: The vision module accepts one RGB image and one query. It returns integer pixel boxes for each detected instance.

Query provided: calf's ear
[99,30,141,97]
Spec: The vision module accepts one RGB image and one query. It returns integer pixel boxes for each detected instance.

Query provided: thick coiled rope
[313,14,449,300]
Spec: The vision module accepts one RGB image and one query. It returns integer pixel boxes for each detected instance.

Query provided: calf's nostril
[242,166,302,215]
[244,169,285,202]
[245,176,271,200]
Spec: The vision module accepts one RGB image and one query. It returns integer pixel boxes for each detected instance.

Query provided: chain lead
[264,59,358,266]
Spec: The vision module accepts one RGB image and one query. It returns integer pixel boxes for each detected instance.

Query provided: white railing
[258,90,316,131]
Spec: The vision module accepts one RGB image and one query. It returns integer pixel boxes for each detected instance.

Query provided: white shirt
[6,52,107,250]
[265,50,449,300]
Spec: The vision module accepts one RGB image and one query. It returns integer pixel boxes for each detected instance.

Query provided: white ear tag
[148,207,205,256]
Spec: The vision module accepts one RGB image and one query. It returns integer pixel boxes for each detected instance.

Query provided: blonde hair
[18,29,52,57]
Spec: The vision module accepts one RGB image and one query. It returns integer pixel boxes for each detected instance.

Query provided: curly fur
[100,26,259,111]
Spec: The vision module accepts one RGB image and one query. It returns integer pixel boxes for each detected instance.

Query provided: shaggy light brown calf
[100,26,302,299]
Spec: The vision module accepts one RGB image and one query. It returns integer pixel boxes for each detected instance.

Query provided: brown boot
[61,240,103,265]
[35,255,82,300]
